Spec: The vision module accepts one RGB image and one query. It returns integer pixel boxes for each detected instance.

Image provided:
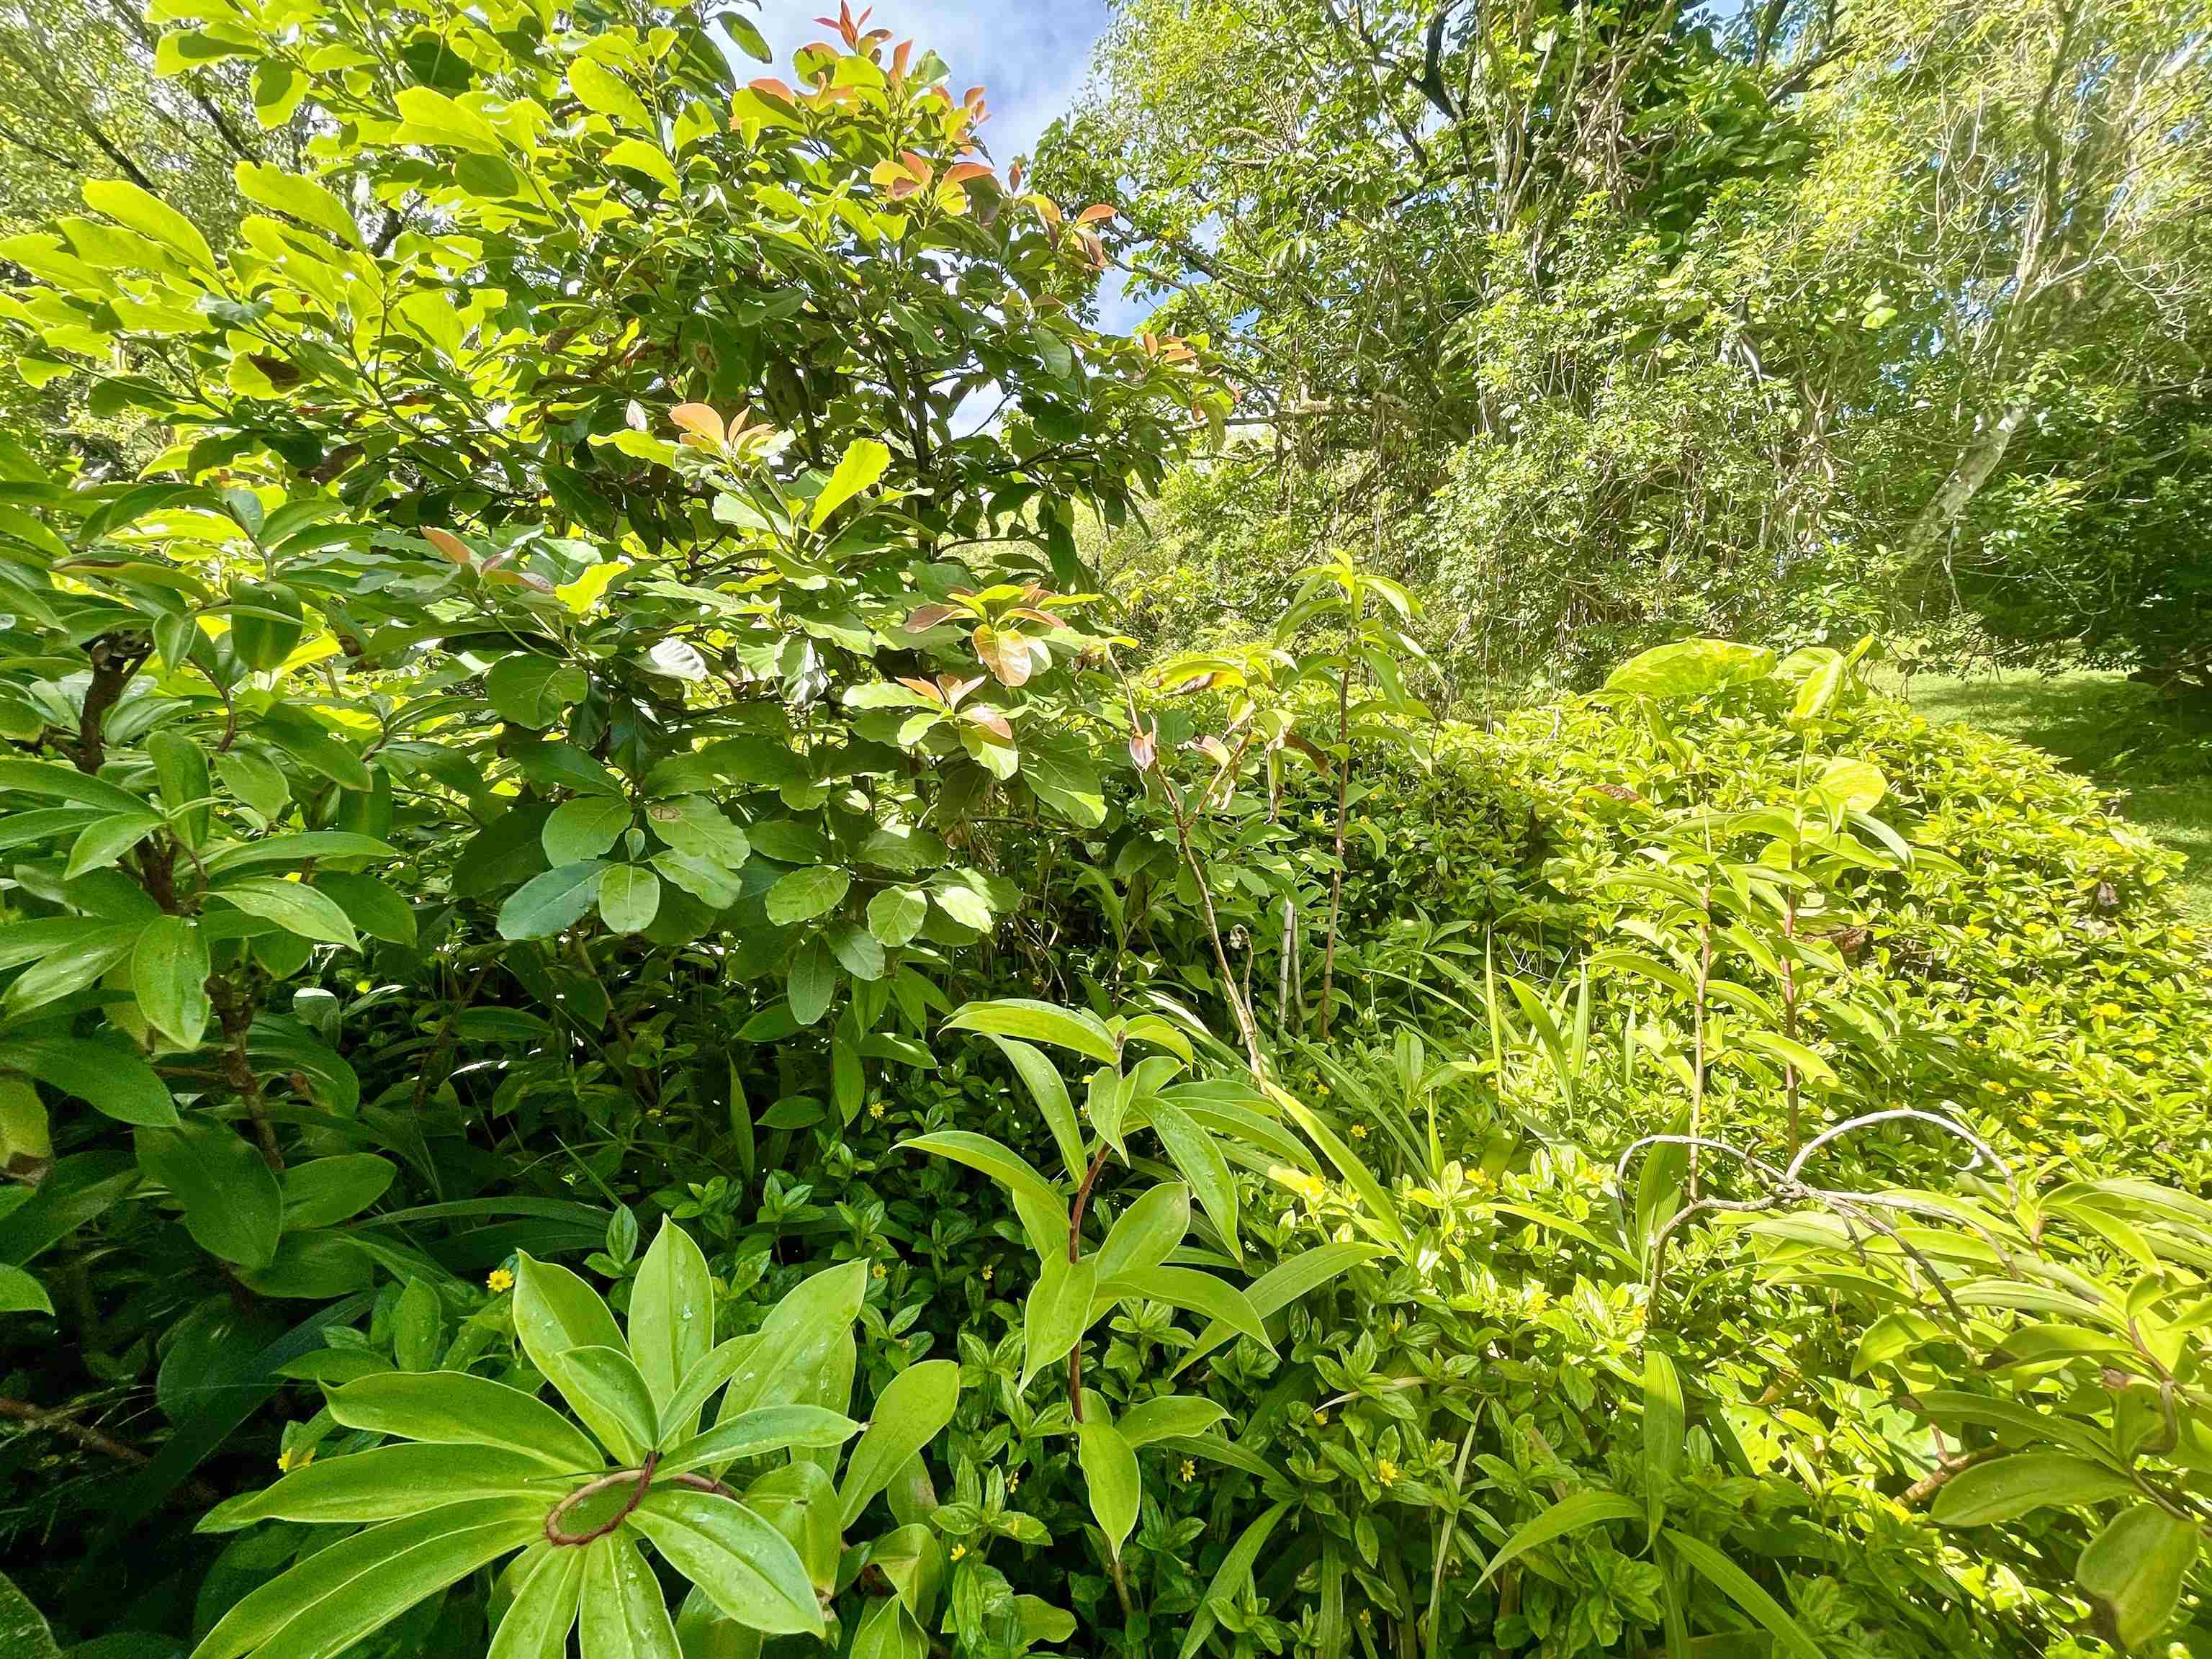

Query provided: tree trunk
[1902,401,2029,570]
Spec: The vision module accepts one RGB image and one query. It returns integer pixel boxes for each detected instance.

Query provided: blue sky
[745,0,1154,330]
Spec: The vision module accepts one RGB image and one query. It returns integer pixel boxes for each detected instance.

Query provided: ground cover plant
[2,1,2212,1658]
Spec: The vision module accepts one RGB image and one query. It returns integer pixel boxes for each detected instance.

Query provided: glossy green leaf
[629,1487,824,1635]
[134,1120,279,1265]
[326,1372,606,1472]
[132,914,211,1047]
[838,1359,960,1527]
[1021,1254,1097,1388]
[631,1218,715,1434]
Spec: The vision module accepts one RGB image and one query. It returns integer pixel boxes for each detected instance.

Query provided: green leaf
[0,1264,53,1316]
[1663,1529,1823,1659]
[598,866,662,934]
[235,162,364,249]
[837,1359,959,1528]
[315,873,418,946]
[1604,639,1776,698]
[2075,1502,2198,1651]
[212,877,361,950]
[1144,1098,1240,1262]
[84,178,215,271]
[631,1218,714,1435]
[198,1444,559,1532]
[578,1532,680,1659]
[570,56,652,131]
[132,914,211,1047]
[544,1346,657,1462]
[192,1498,546,1659]
[987,1035,1087,1183]
[498,862,607,940]
[513,1254,637,1458]
[327,1372,606,1473]
[945,997,1119,1064]
[135,1121,280,1266]
[1096,1184,1188,1282]
[897,1133,1068,1257]
[149,729,211,848]
[1269,1086,1409,1253]
[489,1542,585,1659]
[204,832,398,875]
[866,886,927,948]
[765,866,850,926]
[1643,1350,1683,1538]
[280,1154,395,1229]
[1105,1265,1269,1346]
[629,1488,824,1636]
[1181,1501,1290,1659]
[1931,1452,2139,1527]
[0,1569,58,1658]
[719,1261,865,1420]
[64,809,161,879]
[1119,1393,1229,1447]
[1076,1403,1140,1559]
[786,937,838,1026]
[1,1037,176,1127]
[486,654,589,728]
[544,796,631,865]
[1172,1241,1384,1378]
[658,1340,750,1442]
[605,138,678,191]
[655,1405,858,1478]
[2,923,141,1015]
[1478,1491,1642,1587]
[0,757,147,816]
[809,438,891,529]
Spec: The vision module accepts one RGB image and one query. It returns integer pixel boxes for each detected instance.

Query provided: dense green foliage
[1056,0,2212,693]
[2,1,2211,1658]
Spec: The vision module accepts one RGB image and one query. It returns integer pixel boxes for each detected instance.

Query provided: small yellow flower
[950,1544,967,1561]
[981,1264,994,1282]
[1349,1121,1369,1141]
[276,1445,314,1473]
[1179,1458,1196,1483]
[1358,1610,1372,1629]
[486,1268,514,1294]
[1313,1408,1328,1426]
[871,1262,887,1280]
[869,1102,885,1120]
[1007,1470,1020,1493]
[1376,1457,1398,1487]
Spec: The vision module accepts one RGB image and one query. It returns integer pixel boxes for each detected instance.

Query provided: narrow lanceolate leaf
[578,1532,680,1659]
[1266,1084,1409,1252]
[1172,1241,1385,1378]
[655,1405,858,1478]
[717,1260,865,1420]
[198,1444,561,1532]
[1118,1393,1230,1447]
[1097,1184,1189,1282]
[658,1339,750,1444]
[212,876,361,950]
[630,1218,715,1434]
[1145,1098,1240,1262]
[1663,1529,1824,1659]
[837,1359,960,1527]
[943,998,1119,1065]
[132,914,211,1047]
[896,1133,1068,1258]
[1021,1255,1097,1388]
[986,1035,1087,1179]
[1105,1266,1269,1348]
[1182,1501,1291,1659]
[327,1372,606,1472]
[1076,1402,1140,1560]
[190,1497,545,1659]
[629,1486,825,1635]
[1643,1349,1684,1538]
[4,1038,176,1128]
[489,1543,585,1659]
[2074,1503,2198,1651]
[1478,1491,1642,1587]
[1932,1452,2138,1527]
[543,1346,657,1462]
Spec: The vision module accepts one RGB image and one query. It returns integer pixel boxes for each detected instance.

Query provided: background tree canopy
[0,2,2210,1658]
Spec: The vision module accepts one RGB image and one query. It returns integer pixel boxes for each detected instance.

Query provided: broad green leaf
[64,809,161,879]
[1096,1184,1188,1282]
[235,162,364,249]
[1932,1452,2137,1527]
[578,1532,680,1659]
[2075,1502,2198,1651]
[134,1120,279,1266]
[278,1155,395,1231]
[212,878,360,950]
[631,1218,715,1434]
[655,1405,858,1478]
[513,1254,637,1458]
[866,886,927,948]
[191,1497,545,1659]
[490,1542,585,1659]
[1076,1402,1139,1559]
[499,862,607,940]
[327,1372,606,1472]
[0,757,146,816]
[718,1260,865,1420]
[809,438,891,529]
[786,937,837,1026]
[765,866,849,926]
[598,866,662,934]
[198,1444,559,1532]
[132,914,211,1047]
[850,1595,925,1659]
[1478,1491,1641,1586]
[0,1264,53,1316]
[630,1487,823,1636]
[316,873,418,946]
[544,1346,657,1462]
[943,998,1118,1065]
[1604,639,1776,698]
[486,655,589,728]
[544,796,631,864]
[1,924,142,1016]
[1664,1529,1824,1659]
[2,1037,176,1127]
[1104,1265,1269,1346]
[84,178,215,271]
[570,56,652,130]
[148,728,212,848]
[838,1359,959,1527]
[606,138,678,191]
[866,1524,945,1624]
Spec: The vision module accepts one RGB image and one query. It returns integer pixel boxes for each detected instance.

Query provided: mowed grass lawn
[1887,666,2212,926]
